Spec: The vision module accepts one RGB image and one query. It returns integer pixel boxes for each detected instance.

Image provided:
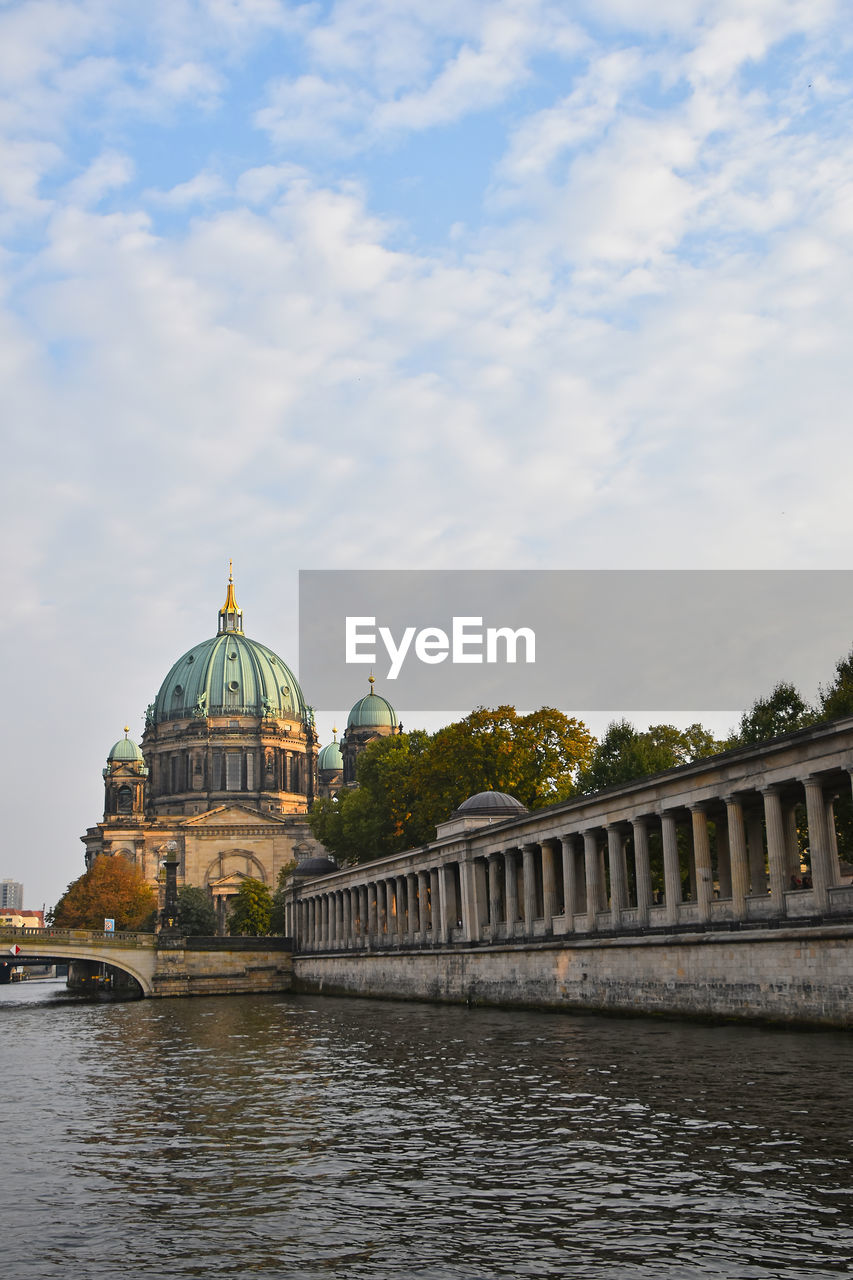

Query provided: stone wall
[152,937,293,997]
[292,925,853,1028]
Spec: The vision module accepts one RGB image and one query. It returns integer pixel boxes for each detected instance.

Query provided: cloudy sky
[3,0,852,908]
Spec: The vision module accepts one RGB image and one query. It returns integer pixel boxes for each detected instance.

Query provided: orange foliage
[52,856,157,931]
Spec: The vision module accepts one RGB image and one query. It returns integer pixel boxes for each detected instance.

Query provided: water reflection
[3,987,852,1278]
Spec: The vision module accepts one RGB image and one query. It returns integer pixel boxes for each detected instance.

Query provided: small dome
[108,732,144,763]
[293,854,339,878]
[455,791,527,818]
[318,739,343,771]
[347,678,397,730]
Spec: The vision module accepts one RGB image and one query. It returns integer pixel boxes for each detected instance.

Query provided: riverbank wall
[292,923,853,1027]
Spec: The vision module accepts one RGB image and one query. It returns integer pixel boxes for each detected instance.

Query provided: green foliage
[818,646,853,721]
[228,877,272,936]
[577,720,721,794]
[50,856,157,931]
[176,885,217,937]
[309,707,594,865]
[729,681,813,745]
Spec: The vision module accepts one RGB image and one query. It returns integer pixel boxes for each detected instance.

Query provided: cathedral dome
[347,678,397,730]
[108,731,144,763]
[150,571,306,725]
[318,737,343,771]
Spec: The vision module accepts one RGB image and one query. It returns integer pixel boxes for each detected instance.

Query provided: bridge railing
[0,926,157,947]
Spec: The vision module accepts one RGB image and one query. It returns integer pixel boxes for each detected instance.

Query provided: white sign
[8,945,21,955]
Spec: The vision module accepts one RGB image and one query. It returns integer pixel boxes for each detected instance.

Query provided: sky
[2,0,853,909]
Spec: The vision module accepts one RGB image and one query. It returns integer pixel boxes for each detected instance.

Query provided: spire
[368,672,375,695]
[217,560,244,635]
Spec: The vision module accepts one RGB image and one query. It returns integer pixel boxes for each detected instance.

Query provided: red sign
[8,945,22,955]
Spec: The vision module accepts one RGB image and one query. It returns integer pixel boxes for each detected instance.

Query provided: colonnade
[288,744,853,951]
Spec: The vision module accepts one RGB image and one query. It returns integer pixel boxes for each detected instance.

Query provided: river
[2,978,852,1278]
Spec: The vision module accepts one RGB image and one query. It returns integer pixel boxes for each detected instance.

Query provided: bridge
[0,928,293,998]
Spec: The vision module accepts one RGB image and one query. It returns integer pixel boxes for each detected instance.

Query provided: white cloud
[2,0,853,909]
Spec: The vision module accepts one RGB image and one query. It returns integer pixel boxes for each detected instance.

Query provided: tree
[50,856,157,931]
[577,720,721,794]
[309,707,594,865]
[729,681,813,745]
[228,877,272,936]
[176,885,217,936]
[818,646,853,721]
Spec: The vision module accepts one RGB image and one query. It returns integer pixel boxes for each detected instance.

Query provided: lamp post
[158,841,180,937]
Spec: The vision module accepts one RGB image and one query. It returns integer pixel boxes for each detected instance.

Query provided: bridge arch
[0,932,156,996]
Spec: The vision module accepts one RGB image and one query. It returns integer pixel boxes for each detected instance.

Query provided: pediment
[208,871,253,892]
[181,804,289,829]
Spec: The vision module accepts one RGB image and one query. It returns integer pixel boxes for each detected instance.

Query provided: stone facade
[292,926,853,1026]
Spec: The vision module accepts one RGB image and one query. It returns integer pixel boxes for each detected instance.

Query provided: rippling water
[2,978,852,1278]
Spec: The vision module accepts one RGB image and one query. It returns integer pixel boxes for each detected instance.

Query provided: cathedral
[81,571,399,930]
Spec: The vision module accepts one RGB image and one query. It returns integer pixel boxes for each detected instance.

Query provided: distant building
[0,909,43,928]
[0,881,23,911]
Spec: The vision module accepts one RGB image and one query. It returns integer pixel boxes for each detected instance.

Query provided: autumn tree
[228,877,272,936]
[50,856,157,931]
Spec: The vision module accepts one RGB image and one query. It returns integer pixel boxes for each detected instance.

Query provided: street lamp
[158,841,180,936]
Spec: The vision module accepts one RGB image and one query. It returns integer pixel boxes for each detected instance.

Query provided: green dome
[318,739,343,771]
[152,632,306,724]
[108,734,144,763]
[347,687,398,730]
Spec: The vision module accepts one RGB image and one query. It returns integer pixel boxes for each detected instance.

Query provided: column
[504,850,519,936]
[417,870,430,936]
[376,880,386,940]
[459,859,480,942]
[606,826,628,927]
[522,844,537,934]
[584,830,603,931]
[429,868,441,939]
[761,786,788,912]
[690,805,713,923]
[541,841,558,931]
[367,882,378,943]
[747,811,767,895]
[407,872,419,938]
[359,886,369,945]
[631,818,651,928]
[724,796,749,921]
[716,814,732,899]
[336,892,345,949]
[342,890,351,949]
[803,776,834,911]
[560,836,577,933]
[442,864,458,940]
[396,876,407,941]
[660,811,681,926]
[473,859,489,936]
[488,855,503,934]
